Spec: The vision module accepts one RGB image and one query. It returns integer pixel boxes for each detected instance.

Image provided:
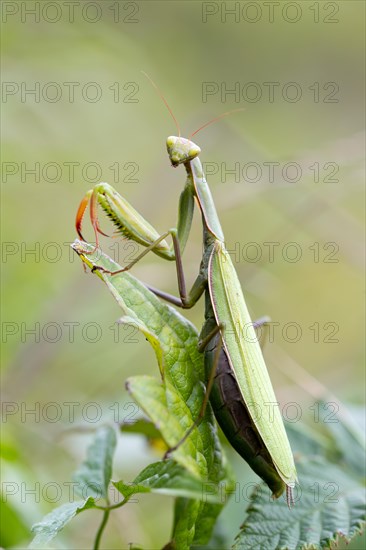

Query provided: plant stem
[93,509,110,550]
[94,498,126,511]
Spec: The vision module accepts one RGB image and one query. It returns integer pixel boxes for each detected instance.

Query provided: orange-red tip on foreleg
[89,190,109,240]
[75,190,93,241]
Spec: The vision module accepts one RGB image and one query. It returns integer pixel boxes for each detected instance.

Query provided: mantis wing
[208,241,297,488]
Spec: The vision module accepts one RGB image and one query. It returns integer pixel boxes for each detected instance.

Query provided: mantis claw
[75,190,93,241]
[75,187,110,249]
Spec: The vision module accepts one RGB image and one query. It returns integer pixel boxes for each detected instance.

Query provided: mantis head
[166,136,201,167]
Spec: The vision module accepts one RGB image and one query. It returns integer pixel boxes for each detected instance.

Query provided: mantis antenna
[141,71,181,137]
[190,108,245,139]
[142,72,244,140]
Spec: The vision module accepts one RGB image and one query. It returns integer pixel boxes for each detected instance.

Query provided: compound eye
[188,144,201,159]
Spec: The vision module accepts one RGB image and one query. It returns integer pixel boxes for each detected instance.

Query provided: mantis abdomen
[205,334,286,498]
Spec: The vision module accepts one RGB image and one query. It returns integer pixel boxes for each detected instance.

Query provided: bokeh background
[1,1,365,548]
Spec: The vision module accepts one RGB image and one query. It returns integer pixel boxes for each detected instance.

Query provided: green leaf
[126,375,207,479]
[72,241,233,546]
[317,399,366,478]
[113,459,221,502]
[71,242,217,477]
[73,425,116,501]
[29,427,115,548]
[285,420,333,457]
[0,499,29,547]
[191,517,230,549]
[170,497,201,550]
[29,498,95,548]
[120,418,162,440]
[192,500,228,546]
[234,457,366,550]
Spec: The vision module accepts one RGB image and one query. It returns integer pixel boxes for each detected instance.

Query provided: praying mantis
[75,88,298,506]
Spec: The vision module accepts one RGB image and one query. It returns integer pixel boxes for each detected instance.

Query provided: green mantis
[76,100,297,506]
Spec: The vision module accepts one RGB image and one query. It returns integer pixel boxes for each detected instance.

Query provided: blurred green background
[1,1,365,548]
